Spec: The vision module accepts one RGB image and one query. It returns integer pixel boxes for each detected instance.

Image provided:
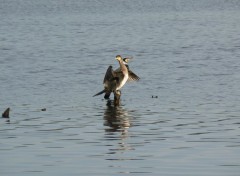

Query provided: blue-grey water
[1,0,240,175]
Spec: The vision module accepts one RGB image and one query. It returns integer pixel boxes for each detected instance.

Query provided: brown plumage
[93,55,139,99]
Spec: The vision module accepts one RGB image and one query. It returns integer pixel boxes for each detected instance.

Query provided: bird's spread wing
[103,66,114,83]
[115,67,140,82]
[128,69,140,82]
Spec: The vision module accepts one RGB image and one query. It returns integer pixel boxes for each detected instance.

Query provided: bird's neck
[118,60,128,75]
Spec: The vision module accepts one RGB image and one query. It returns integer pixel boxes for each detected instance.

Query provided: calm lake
[0,0,240,175]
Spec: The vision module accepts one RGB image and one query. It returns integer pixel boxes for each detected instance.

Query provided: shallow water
[1,0,240,175]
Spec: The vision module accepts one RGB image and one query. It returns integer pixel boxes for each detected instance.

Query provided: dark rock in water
[2,107,10,118]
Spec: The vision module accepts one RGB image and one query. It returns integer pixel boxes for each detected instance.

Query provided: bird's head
[123,58,131,64]
[115,55,122,61]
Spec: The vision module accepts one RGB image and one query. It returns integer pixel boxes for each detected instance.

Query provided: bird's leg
[114,90,121,106]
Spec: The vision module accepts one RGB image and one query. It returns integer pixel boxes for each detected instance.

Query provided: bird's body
[93,55,139,99]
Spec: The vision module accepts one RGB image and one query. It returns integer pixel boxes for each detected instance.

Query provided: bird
[93,55,139,99]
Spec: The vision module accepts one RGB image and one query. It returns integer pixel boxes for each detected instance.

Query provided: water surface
[1,0,240,175]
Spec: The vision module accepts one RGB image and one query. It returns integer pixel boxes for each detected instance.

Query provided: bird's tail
[93,90,105,97]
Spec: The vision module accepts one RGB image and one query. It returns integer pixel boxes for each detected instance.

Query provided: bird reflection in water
[104,103,131,134]
[103,103,134,154]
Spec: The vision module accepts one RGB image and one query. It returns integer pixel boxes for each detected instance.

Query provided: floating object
[41,108,46,111]
[152,95,158,98]
[2,107,10,118]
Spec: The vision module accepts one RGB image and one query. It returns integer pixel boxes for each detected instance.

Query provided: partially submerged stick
[114,90,121,106]
[2,107,10,118]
